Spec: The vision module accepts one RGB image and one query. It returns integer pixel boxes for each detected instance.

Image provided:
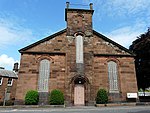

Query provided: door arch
[74,77,85,105]
[69,75,90,106]
[74,84,84,105]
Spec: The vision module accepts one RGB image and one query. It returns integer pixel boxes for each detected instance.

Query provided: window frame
[108,61,119,93]
[0,77,3,85]
[76,35,84,63]
[38,59,50,92]
[7,78,13,86]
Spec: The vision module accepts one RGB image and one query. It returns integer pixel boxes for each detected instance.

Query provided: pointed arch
[36,55,54,63]
[69,75,90,85]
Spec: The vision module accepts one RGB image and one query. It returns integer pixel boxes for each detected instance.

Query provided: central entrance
[74,76,85,105]
[70,75,90,106]
[74,85,84,105]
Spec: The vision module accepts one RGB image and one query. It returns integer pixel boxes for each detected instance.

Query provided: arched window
[108,61,119,92]
[38,59,50,92]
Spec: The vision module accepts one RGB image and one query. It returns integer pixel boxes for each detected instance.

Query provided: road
[0,106,149,113]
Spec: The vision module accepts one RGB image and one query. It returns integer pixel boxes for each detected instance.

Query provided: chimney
[66,2,70,9]
[13,63,19,72]
[89,3,93,10]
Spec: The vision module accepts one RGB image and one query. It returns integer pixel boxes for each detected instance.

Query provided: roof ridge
[19,28,135,56]
[93,30,135,56]
[0,69,18,78]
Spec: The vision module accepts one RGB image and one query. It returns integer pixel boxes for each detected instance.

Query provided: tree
[129,28,150,90]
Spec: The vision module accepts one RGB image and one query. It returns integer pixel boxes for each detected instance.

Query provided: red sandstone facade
[15,3,138,105]
[0,69,18,105]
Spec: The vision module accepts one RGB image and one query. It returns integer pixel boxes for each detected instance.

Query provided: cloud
[105,21,147,48]
[83,0,150,17]
[0,54,18,70]
[0,15,36,49]
[105,0,149,15]
[83,0,149,48]
[0,14,35,70]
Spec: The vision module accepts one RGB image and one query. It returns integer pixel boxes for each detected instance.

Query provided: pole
[3,88,7,106]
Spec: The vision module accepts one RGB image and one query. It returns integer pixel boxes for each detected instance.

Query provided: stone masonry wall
[16,31,138,104]
[0,77,17,103]
[92,56,138,102]
[15,53,66,104]
[15,7,139,105]
[66,10,93,37]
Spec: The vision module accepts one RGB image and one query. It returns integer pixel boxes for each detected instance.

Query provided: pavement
[0,106,150,113]
[1,102,150,109]
[0,102,149,113]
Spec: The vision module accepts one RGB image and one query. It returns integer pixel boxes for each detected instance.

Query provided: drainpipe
[3,88,7,106]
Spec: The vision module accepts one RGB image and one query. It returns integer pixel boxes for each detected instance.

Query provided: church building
[15,3,138,105]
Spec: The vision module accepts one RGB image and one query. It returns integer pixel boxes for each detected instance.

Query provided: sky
[0,0,150,70]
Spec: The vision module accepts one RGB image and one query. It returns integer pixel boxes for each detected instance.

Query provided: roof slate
[0,69,18,78]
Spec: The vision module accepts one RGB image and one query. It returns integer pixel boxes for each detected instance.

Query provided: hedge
[96,89,108,104]
[25,90,39,105]
[49,89,64,105]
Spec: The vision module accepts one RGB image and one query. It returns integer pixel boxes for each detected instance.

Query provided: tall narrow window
[108,61,119,92]
[76,35,83,63]
[38,59,50,92]
[0,77,3,85]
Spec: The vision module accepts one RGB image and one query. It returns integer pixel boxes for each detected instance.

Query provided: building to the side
[15,3,138,105]
[0,66,18,105]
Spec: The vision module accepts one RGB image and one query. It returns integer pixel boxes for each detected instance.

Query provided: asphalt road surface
[0,106,149,113]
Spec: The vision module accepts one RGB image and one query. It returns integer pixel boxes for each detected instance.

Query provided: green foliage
[129,28,150,89]
[49,89,64,105]
[138,88,144,92]
[25,90,39,105]
[96,89,108,104]
[139,88,150,92]
[145,87,150,92]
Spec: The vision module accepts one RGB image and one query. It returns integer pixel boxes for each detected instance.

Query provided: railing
[138,92,150,96]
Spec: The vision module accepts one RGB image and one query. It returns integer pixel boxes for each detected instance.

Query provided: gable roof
[93,30,135,56]
[19,28,135,56]
[19,29,66,52]
[0,69,18,78]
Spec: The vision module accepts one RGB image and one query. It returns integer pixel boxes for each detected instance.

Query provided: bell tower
[65,2,94,36]
[65,2,94,105]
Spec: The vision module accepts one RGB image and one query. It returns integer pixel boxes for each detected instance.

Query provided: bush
[138,88,144,92]
[0,101,3,106]
[96,89,108,104]
[49,89,64,105]
[0,100,14,106]
[5,100,14,106]
[25,90,39,105]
